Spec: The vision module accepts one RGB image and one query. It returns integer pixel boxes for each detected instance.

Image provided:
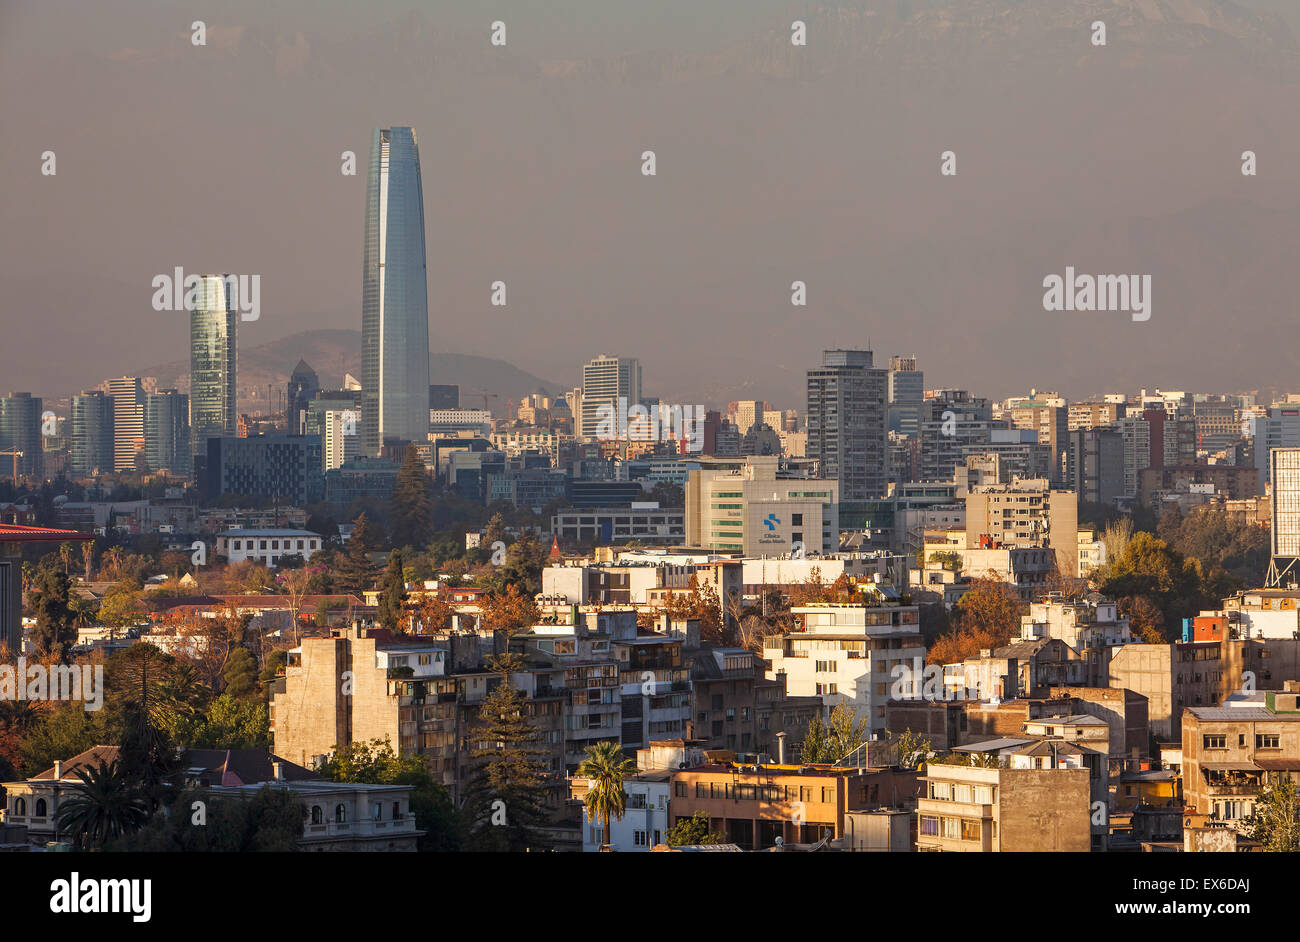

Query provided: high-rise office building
[1066,427,1125,507]
[286,360,320,435]
[887,355,924,437]
[428,384,459,411]
[0,392,43,480]
[143,389,191,476]
[69,390,115,477]
[806,349,887,499]
[918,390,997,483]
[98,376,150,472]
[361,126,430,455]
[579,355,642,439]
[1254,406,1300,490]
[190,274,238,458]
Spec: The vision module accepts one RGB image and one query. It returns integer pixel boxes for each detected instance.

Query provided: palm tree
[577,741,636,852]
[56,760,150,850]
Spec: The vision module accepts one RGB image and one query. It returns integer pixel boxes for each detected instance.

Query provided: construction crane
[472,389,500,415]
[0,449,23,482]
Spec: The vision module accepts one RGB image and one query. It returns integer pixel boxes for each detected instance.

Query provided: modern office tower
[361,126,430,455]
[0,392,44,480]
[806,349,888,500]
[98,376,149,472]
[286,360,320,435]
[69,390,115,476]
[685,456,839,555]
[1253,406,1300,490]
[1065,427,1126,507]
[887,355,924,436]
[429,384,459,410]
[579,355,642,439]
[1266,448,1300,587]
[917,390,994,484]
[305,390,363,472]
[189,274,238,458]
[143,389,191,476]
[202,434,324,505]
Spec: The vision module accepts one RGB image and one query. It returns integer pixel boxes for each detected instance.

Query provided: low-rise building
[669,762,919,850]
[916,759,1092,852]
[216,528,323,567]
[1181,688,1300,827]
[764,598,925,733]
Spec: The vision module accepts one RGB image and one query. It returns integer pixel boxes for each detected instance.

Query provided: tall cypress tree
[336,513,381,596]
[390,446,434,549]
[461,654,551,851]
[377,550,407,632]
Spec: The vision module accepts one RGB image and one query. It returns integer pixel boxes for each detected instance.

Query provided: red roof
[0,524,95,543]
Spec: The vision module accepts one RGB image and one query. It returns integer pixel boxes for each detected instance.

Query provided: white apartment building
[216,528,322,567]
[576,770,673,852]
[1019,596,1133,650]
[763,600,924,733]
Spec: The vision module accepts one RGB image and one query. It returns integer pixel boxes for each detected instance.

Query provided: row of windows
[1202,733,1281,749]
[228,538,319,551]
[919,815,985,841]
[675,782,836,803]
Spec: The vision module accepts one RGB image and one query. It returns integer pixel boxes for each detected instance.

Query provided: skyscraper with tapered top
[361,126,430,455]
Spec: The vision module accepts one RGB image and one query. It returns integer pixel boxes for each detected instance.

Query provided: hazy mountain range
[3,0,1297,409]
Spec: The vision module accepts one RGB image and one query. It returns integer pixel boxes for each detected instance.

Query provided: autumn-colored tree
[1120,594,1167,644]
[406,589,455,634]
[480,583,540,632]
[662,575,727,644]
[926,578,1025,665]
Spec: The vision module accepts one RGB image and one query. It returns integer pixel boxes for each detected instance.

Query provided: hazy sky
[2,0,1298,409]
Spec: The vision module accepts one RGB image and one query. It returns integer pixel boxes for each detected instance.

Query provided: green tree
[56,759,150,850]
[317,738,459,851]
[18,702,114,777]
[389,446,434,549]
[665,810,724,846]
[223,647,258,698]
[377,549,407,632]
[894,728,932,770]
[28,565,75,661]
[1246,775,1300,852]
[335,513,382,595]
[576,741,636,850]
[114,785,304,852]
[461,655,550,851]
[800,704,870,764]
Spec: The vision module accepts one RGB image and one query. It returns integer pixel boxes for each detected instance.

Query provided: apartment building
[688,645,821,757]
[763,599,924,733]
[669,762,920,850]
[1106,638,1300,740]
[1181,688,1300,826]
[963,477,1079,577]
[270,626,463,792]
[916,761,1091,852]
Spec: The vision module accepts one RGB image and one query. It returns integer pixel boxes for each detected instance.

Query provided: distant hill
[138,329,564,416]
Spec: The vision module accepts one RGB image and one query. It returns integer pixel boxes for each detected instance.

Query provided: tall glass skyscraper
[144,389,191,476]
[0,392,43,480]
[189,274,238,459]
[362,126,430,455]
[69,390,115,476]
